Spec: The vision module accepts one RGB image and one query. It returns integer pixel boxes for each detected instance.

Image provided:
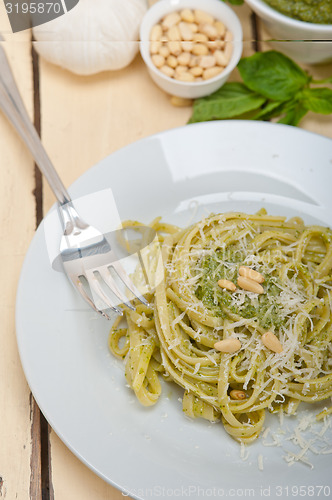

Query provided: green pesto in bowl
[263,0,332,24]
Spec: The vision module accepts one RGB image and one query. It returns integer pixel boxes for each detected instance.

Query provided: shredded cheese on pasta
[108,210,332,443]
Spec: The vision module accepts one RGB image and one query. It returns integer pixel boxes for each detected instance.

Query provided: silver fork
[0,36,147,318]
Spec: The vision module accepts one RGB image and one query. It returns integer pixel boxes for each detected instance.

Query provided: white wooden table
[0,1,331,498]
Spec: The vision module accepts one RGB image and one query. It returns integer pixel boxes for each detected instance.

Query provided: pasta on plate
[109,210,332,443]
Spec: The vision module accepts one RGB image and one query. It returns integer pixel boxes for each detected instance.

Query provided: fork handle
[0,40,71,206]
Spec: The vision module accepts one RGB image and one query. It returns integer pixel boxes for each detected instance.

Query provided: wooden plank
[0,3,40,499]
[49,435,124,500]
[233,3,258,58]
[29,398,42,500]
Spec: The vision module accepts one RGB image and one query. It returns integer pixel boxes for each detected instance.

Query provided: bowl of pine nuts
[139,0,243,98]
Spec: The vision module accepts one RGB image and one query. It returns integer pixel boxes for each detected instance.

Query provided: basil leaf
[253,100,286,120]
[278,102,308,126]
[224,0,244,4]
[312,77,332,85]
[301,87,332,114]
[188,82,266,123]
[238,51,310,102]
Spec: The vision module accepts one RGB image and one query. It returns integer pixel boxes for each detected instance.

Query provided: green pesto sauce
[194,247,285,330]
[264,0,332,24]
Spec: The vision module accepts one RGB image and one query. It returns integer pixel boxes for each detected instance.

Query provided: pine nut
[214,49,229,66]
[200,23,218,40]
[190,66,203,77]
[229,389,246,400]
[198,55,216,69]
[239,266,265,284]
[261,332,283,353]
[150,24,162,41]
[151,54,165,68]
[180,8,195,23]
[225,30,233,42]
[192,43,209,56]
[218,279,236,292]
[177,51,191,66]
[175,65,188,75]
[180,41,193,52]
[189,22,199,33]
[178,22,194,41]
[237,276,264,294]
[162,12,181,30]
[167,25,181,41]
[224,45,232,62]
[203,66,223,80]
[207,40,222,52]
[214,338,241,353]
[166,55,178,69]
[168,41,182,56]
[174,71,195,82]
[189,55,199,68]
[215,21,226,38]
[170,96,193,107]
[194,9,214,25]
[193,33,209,43]
[160,65,175,78]
[215,40,226,50]
[150,41,161,54]
[224,30,233,60]
[159,45,170,58]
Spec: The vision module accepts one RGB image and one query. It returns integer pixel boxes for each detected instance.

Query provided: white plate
[16,121,332,499]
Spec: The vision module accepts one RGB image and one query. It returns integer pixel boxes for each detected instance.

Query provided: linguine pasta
[109,210,332,443]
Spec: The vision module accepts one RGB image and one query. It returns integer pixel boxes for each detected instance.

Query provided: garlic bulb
[33,0,148,75]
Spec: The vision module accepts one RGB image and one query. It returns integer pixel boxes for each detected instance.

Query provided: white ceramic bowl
[245,0,332,64]
[139,0,243,98]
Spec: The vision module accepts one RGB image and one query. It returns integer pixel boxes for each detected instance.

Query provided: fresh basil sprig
[188,82,266,121]
[188,51,332,126]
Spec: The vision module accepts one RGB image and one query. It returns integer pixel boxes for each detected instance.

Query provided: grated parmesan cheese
[258,454,264,471]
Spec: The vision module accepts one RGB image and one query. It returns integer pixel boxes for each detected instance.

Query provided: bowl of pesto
[245,0,332,64]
